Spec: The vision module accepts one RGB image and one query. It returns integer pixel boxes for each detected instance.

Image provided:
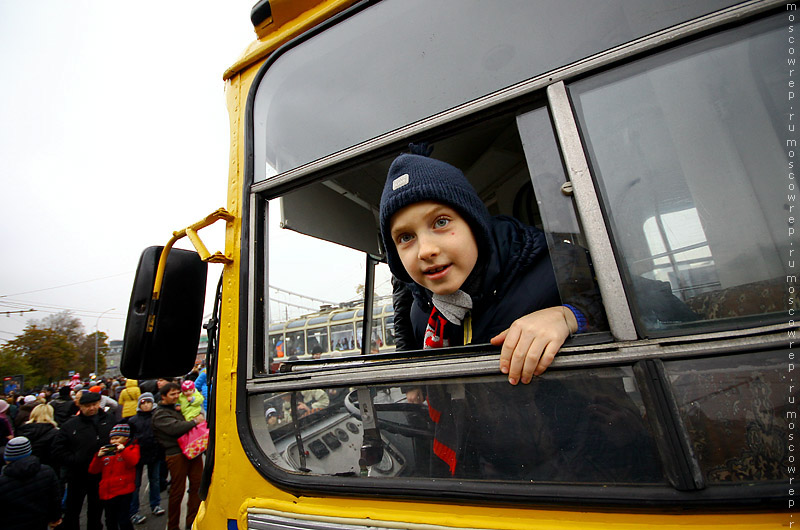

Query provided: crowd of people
[0,364,209,530]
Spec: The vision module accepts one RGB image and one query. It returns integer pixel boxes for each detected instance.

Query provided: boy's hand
[491,306,578,384]
[296,402,311,415]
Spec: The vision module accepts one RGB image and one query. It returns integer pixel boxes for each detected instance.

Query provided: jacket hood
[3,455,41,478]
[481,215,547,300]
[126,379,139,388]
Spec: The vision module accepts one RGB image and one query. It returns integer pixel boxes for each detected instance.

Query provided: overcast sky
[0,1,258,343]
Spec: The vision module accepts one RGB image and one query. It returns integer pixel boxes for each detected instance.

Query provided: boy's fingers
[519,336,548,384]
[490,329,508,346]
[506,327,536,384]
[533,340,562,376]
[498,326,520,375]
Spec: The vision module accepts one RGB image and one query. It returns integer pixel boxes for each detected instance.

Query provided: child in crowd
[127,393,165,524]
[178,381,204,421]
[89,423,140,530]
[0,436,62,530]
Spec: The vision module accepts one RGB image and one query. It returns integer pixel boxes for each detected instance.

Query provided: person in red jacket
[89,423,140,530]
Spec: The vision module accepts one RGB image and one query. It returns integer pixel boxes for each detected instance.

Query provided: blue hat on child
[379,146,492,283]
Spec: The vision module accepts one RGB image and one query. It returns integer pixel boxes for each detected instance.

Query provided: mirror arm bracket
[151,207,234,304]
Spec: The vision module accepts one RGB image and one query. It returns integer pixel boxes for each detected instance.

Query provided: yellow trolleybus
[122,1,796,528]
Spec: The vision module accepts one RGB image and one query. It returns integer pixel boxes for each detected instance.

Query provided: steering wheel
[344,389,434,438]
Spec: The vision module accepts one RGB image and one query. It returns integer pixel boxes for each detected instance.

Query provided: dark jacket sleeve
[50,427,78,469]
[392,276,416,351]
[42,465,62,524]
[548,242,608,333]
[152,408,195,438]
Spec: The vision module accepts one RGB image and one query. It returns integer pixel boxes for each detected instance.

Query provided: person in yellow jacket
[119,379,141,419]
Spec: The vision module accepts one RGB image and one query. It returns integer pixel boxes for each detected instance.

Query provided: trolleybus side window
[570,12,791,336]
[248,9,792,497]
[255,94,629,482]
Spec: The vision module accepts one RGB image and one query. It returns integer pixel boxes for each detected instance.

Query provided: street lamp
[95,308,115,378]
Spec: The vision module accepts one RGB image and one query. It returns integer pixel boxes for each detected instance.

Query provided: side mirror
[121,246,207,379]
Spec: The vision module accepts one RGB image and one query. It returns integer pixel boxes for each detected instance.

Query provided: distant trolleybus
[122,1,795,529]
[268,301,397,364]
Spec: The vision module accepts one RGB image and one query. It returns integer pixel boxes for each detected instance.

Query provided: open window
[259,107,611,375]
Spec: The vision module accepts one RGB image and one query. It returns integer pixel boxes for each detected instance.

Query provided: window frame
[239,0,791,507]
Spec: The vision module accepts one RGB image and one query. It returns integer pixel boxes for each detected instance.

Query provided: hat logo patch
[392,173,410,190]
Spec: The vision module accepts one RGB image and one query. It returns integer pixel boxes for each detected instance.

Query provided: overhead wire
[0,271,134,298]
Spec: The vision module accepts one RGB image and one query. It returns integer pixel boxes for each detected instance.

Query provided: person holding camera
[52,391,114,530]
[89,424,140,530]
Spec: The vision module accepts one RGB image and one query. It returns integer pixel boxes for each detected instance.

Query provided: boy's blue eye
[398,233,414,244]
[434,218,450,229]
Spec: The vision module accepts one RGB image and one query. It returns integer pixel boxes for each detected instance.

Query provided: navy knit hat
[4,436,32,462]
[379,150,492,283]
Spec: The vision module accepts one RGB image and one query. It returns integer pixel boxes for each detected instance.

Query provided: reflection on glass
[665,350,793,483]
[642,208,718,299]
[253,0,738,179]
[384,316,396,347]
[266,192,394,372]
[250,368,664,484]
[571,14,791,333]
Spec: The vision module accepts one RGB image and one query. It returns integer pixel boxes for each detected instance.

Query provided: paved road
[79,477,192,530]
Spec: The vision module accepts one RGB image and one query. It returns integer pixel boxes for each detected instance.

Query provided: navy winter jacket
[0,455,61,530]
[128,409,160,465]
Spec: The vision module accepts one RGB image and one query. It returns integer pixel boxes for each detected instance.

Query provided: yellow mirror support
[152,207,234,303]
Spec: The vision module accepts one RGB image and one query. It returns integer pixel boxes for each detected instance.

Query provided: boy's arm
[491,306,577,385]
[88,453,104,474]
[121,443,140,467]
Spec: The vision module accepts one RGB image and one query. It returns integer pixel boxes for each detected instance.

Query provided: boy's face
[182,388,194,398]
[139,400,153,412]
[390,201,479,296]
[110,435,127,446]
